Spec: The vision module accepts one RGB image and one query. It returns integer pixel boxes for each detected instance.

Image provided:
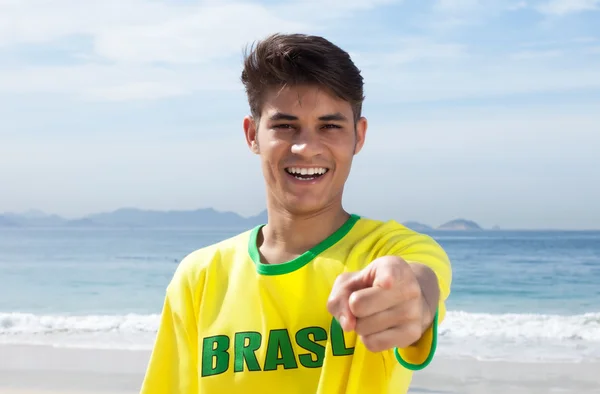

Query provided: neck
[258,200,351,265]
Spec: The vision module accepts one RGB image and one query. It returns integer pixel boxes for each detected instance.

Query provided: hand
[326,256,435,352]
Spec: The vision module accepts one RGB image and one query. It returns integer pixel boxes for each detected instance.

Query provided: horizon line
[1,207,598,232]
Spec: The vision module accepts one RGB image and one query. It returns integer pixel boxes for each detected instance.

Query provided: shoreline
[1,344,599,393]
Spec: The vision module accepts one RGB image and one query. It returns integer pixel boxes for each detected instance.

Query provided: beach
[1,228,599,393]
[1,344,599,394]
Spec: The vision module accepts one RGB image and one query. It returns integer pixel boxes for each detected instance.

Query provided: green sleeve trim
[394,308,439,371]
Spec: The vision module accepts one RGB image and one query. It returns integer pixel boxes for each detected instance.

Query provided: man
[140,33,452,394]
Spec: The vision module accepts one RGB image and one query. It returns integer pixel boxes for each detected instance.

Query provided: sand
[0,344,598,393]
[0,345,143,393]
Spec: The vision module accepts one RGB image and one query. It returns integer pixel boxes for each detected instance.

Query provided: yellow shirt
[140,214,452,393]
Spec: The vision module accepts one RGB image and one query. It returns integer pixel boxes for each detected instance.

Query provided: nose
[290,128,325,157]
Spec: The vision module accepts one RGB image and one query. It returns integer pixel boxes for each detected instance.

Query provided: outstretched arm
[327,233,451,370]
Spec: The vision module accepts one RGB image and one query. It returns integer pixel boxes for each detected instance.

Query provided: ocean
[1,226,599,364]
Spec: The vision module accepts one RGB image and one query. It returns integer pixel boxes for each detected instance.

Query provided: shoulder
[348,215,449,264]
[167,227,255,291]
[352,215,430,243]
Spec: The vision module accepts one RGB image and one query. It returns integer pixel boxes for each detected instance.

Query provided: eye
[322,124,342,130]
[273,124,294,130]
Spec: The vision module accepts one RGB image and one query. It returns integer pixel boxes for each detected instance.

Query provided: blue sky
[1,0,599,229]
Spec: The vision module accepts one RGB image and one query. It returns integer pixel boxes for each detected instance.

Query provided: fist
[326,256,427,352]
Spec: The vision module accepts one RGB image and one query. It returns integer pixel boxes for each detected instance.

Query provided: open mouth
[285,167,329,181]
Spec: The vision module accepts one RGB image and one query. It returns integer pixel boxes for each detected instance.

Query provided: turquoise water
[1,227,599,362]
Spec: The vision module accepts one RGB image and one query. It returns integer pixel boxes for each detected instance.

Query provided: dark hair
[241,33,365,122]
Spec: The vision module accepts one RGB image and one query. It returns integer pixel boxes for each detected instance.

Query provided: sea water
[1,227,599,363]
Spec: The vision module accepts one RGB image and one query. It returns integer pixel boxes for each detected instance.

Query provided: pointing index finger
[327,271,367,332]
[371,256,408,289]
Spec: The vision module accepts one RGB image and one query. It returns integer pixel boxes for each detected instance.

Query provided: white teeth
[286,167,328,175]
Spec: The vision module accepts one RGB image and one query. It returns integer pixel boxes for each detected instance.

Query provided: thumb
[327,271,370,332]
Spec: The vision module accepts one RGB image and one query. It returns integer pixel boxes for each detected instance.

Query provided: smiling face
[244,84,367,216]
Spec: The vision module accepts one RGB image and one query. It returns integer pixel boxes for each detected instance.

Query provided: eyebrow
[269,112,298,121]
[268,112,349,122]
[319,112,348,122]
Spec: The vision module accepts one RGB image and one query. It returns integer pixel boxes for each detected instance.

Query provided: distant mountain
[402,221,433,232]
[0,211,65,227]
[86,207,268,228]
[437,218,482,230]
[0,208,268,229]
[0,215,19,227]
[1,209,487,231]
[247,209,268,224]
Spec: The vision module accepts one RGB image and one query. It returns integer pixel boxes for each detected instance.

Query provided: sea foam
[1,310,599,361]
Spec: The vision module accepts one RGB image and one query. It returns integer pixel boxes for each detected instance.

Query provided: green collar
[248,214,360,275]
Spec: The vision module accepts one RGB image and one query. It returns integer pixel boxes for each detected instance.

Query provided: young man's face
[244,84,367,216]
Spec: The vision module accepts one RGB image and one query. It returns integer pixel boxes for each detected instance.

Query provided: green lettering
[234,331,262,372]
[296,326,327,368]
[330,318,355,356]
[201,335,230,377]
[264,329,298,371]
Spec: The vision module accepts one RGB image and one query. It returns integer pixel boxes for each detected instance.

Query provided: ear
[243,115,260,154]
[353,116,368,155]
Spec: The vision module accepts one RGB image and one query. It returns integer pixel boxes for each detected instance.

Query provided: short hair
[241,33,365,123]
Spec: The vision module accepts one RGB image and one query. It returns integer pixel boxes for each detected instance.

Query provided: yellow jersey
[140,214,452,393]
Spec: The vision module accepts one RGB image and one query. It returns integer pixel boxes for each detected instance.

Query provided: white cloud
[86,81,192,102]
[0,0,405,100]
[0,1,311,64]
[537,0,600,15]
[3,35,599,103]
[585,46,600,54]
[519,36,597,48]
[358,42,600,102]
[434,0,482,11]
[352,37,466,67]
[0,0,177,46]
[509,49,563,59]
[93,3,309,65]
[508,1,528,10]
[427,0,526,30]
[432,0,527,14]
[1,0,599,104]
[0,62,241,100]
[0,0,399,52]
[280,0,399,12]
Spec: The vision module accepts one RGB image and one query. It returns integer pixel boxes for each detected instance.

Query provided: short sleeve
[140,257,204,393]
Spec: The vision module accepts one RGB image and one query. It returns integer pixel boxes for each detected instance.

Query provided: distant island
[401,221,433,232]
[402,219,483,232]
[0,208,484,231]
[437,219,483,231]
